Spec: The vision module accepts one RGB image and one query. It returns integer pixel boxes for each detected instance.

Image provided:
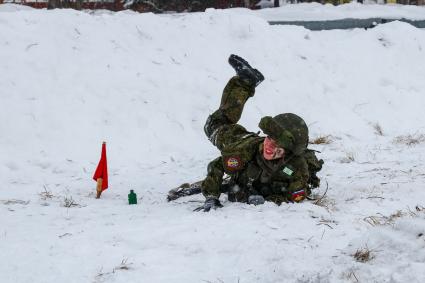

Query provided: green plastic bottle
[128,190,137,205]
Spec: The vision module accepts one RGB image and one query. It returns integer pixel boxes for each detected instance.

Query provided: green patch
[282,167,294,176]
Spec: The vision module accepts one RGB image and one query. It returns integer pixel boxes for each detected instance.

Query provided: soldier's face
[263,136,285,160]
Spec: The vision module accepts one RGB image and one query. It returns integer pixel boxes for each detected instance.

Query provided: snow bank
[0,3,34,12]
[1,5,425,283]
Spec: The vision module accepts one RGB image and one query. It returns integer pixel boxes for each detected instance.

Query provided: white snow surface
[1,4,425,283]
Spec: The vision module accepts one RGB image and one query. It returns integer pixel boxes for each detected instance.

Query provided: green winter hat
[258,113,309,155]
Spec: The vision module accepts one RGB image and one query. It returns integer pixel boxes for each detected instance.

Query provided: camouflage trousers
[204,76,255,151]
[202,77,255,198]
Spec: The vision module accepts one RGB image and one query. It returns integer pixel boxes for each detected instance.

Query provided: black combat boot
[167,181,202,202]
[228,54,264,87]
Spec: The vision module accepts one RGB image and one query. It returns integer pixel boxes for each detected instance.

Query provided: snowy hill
[1,4,425,283]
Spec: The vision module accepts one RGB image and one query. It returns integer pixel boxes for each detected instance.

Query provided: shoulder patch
[282,166,294,176]
[224,156,243,172]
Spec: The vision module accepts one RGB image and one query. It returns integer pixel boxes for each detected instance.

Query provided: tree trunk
[75,0,84,10]
[47,0,61,9]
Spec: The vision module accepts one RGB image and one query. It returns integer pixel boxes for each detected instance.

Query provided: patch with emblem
[291,190,306,202]
[282,166,294,176]
[224,156,242,172]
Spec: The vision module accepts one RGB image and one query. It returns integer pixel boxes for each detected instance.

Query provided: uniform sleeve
[201,157,225,199]
[287,156,310,194]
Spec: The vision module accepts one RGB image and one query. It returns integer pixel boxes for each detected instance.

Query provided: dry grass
[114,258,132,271]
[363,210,404,226]
[94,258,133,282]
[393,133,425,146]
[313,194,328,207]
[62,196,78,208]
[314,197,336,212]
[339,152,355,163]
[310,182,336,211]
[309,135,333,145]
[353,247,374,263]
[316,218,338,229]
[346,152,355,162]
[363,207,425,227]
[372,122,384,136]
[39,186,54,200]
[416,205,425,212]
[1,199,30,205]
[346,270,360,282]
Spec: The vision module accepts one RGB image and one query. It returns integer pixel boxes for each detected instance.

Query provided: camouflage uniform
[202,76,319,205]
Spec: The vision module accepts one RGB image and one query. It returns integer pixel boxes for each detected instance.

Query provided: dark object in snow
[248,195,265,205]
[128,190,137,205]
[353,247,374,263]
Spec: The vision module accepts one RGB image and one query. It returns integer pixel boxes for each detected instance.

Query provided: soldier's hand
[194,198,223,212]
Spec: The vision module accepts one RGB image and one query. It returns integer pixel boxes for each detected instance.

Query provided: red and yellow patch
[291,190,306,203]
[224,156,242,172]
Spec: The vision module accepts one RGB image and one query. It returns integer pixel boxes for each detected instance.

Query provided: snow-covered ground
[1,3,425,283]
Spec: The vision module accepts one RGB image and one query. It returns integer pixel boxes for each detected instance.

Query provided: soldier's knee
[204,110,230,141]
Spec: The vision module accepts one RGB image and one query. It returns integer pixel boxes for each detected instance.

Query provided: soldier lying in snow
[168,55,323,212]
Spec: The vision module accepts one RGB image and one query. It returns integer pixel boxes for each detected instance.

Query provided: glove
[248,195,265,205]
[194,197,223,212]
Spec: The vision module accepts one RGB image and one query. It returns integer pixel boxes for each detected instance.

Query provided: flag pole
[96,177,103,199]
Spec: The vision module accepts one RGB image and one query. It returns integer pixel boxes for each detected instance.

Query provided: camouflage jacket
[204,132,309,204]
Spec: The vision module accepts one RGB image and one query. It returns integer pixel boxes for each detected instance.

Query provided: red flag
[93,142,108,191]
